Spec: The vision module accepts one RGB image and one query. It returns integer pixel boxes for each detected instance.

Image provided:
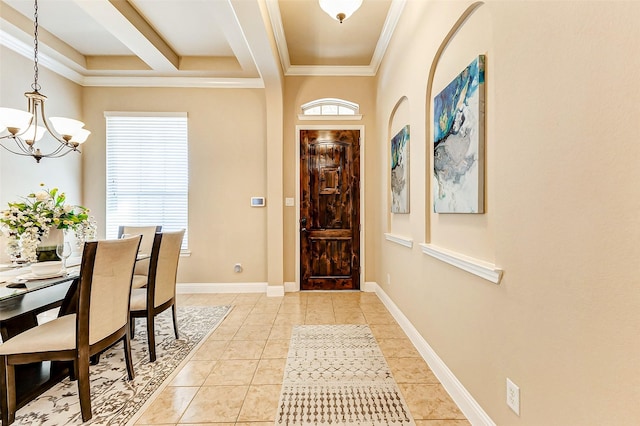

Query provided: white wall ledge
[384,233,413,248]
[420,243,503,284]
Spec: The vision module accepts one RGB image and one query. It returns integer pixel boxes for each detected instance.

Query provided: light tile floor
[134,292,470,426]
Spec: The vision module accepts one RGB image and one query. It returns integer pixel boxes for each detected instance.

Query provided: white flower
[34,191,50,201]
[1,185,94,262]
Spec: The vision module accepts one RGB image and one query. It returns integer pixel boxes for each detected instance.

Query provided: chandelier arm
[0,117,35,140]
[37,99,73,146]
[42,144,66,157]
[0,139,38,157]
[44,142,73,157]
[49,147,79,158]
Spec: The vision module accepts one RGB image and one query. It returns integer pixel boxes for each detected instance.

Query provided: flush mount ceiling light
[0,0,90,163]
[319,0,363,23]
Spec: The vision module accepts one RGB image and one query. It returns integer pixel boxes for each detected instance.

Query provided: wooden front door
[300,129,360,290]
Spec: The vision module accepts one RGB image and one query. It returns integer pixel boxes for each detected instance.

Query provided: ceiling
[0,0,404,89]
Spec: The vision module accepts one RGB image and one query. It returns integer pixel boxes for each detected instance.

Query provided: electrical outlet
[506,378,520,415]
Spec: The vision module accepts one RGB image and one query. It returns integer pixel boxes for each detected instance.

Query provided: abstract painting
[433,55,485,213]
[391,125,410,213]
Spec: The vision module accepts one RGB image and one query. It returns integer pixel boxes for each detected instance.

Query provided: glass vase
[36,227,64,262]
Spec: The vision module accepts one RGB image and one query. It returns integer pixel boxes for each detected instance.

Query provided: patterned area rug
[12,305,232,425]
[276,324,416,425]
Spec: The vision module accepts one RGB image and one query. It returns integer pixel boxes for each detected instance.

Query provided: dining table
[0,259,81,411]
[0,259,82,340]
[0,252,150,412]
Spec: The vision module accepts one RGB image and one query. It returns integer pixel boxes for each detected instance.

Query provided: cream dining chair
[117,225,162,288]
[0,236,141,425]
[129,229,184,362]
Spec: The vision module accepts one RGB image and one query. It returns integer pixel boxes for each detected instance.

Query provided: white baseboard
[284,281,298,292]
[177,282,267,294]
[370,282,495,426]
[363,281,377,292]
[267,285,285,297]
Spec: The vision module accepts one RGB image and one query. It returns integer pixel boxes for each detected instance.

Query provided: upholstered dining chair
[130,229,185,362]
[117,225,162,289]
[0,236,141,425]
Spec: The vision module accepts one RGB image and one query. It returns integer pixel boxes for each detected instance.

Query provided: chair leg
[71,357,80,382]
[0,356,16,425]
[130,317,136,337]
[123,333,135,380]
[171,304,179,339]
[90,353,101,365]
[54,360,75,381]
[147,313,157,362]
[77,356,92,422]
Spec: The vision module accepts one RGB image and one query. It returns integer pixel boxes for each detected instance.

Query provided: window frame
[298,98,362,121]
[104,111,190,252]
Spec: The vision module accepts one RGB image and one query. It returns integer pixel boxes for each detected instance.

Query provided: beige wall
[81,87,268,284]
[282,76,378,283]
[374,1,640,424]
[4,1,640,423]
[0,46,83,261]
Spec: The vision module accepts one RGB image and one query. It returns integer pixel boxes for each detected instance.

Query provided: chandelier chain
[32,0,41,92]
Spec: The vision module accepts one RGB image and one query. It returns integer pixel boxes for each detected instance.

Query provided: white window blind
[105,113,189,249]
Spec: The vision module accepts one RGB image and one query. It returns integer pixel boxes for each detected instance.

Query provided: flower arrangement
[0,184,97,262]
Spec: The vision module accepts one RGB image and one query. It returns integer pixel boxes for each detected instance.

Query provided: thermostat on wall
[251,197,265,207]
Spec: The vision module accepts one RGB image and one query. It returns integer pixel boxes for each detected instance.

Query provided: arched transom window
[300,98,361,119]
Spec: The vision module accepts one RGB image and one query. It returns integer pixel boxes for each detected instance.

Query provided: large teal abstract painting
[433,55,485,213]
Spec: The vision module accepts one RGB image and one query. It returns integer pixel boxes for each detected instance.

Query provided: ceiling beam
[201,0,258,76]
[230,0,282,87]
[71,0,179,72]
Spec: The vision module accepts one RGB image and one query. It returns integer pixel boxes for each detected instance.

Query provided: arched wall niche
[386,96,411,238]
[423,1,497,267]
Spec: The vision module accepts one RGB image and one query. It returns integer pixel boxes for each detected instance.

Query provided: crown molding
[0,28,85,85]
[267,0,406,77]
[265,0,291,75]
[286,65,376,77]
[80,76,265,88]
[370,0,406,75]
[1,27,264,89]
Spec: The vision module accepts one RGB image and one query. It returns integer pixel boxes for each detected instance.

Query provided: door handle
[300,217,307,232]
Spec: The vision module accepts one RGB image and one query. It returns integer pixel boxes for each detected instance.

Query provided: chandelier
[319,0,363,23]
[0,0,90,163]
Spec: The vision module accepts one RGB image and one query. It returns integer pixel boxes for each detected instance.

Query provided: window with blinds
[105,112,189,249]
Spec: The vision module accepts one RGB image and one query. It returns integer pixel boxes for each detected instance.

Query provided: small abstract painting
[391,125,410,213]
[433,55,485,213]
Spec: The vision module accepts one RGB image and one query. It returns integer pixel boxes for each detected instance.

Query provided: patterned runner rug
[12,305,232,425]
[276,324,416,425]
